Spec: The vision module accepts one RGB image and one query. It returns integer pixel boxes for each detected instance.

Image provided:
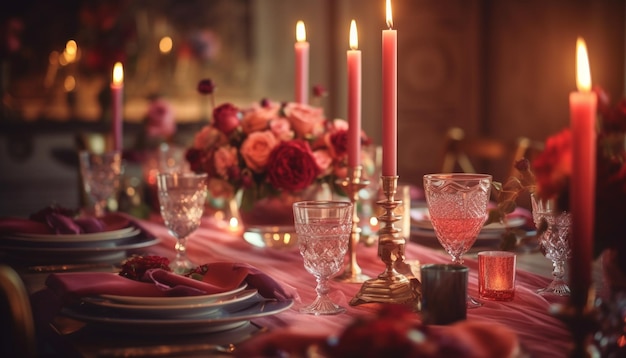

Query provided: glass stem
[316,276,331,299]
[553,260,566,281]
[175,237,188,260]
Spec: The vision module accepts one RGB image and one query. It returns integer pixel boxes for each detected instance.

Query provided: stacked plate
[0,220,159,264]
[61,284,294,334]
[409,207,526,248]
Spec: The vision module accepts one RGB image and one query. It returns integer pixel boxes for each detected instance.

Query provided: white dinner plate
[60,298,294,335]
[99,283,248,306]
[3,228,142,248]
[81,289,258,318]
[0,236,159,264]
[9,226,139,243]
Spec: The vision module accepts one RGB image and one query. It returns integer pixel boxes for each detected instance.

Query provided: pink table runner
[137,215,571,357]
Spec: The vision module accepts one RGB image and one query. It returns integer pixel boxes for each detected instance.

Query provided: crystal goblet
[156,172,208,274]
[78,150,123,217]
[423,173,492,308]
[530,194,572,296]
[293,201,352,315]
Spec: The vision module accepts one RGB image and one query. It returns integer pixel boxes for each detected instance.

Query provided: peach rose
[269,118,295,141]
[284,102,326,138]
[193,125,225,150]
[213,146,238,178]
[241,101,281,134]
[240,131,279,173]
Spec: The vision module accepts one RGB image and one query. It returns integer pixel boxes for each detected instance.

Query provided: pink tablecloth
[135,215,571,357]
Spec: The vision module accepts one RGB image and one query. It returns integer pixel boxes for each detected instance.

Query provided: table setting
[2,1,626,357]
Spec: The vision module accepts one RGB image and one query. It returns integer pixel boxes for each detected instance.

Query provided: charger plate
[60,298,294,335]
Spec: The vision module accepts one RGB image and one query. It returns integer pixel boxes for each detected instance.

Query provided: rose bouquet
[185,83,371,223]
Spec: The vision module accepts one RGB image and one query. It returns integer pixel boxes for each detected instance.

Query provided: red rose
[213,103,240,135]
[266,140,320,192]
[119,255,171,281]
[329,129,348,158]
[197,79,216,95]
[531,129,572,201]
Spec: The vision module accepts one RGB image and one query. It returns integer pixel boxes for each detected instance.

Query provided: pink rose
[240,131,279,173]
[193,125,225,150]
[269,118,294,141]
[266,140,320,192]
[241,101,281,134]
[312,149,333,176]
[145,98,176,139]
[284,102,326,138]
[213,103,240,135]
[213,146,238,178]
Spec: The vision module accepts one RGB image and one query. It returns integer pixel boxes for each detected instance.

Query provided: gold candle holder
[350,175,420,307]
[551,290,599,358]
[336,166,371,283]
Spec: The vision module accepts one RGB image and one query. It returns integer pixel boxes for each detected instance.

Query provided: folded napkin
[0,212,129,235]
[45,262,299,302]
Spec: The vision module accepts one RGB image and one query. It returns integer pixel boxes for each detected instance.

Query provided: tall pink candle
[382,0,397,176]
[294,21,309,104]
[347,20,362,167]
[569,37,596,310]
[111,62,124,151]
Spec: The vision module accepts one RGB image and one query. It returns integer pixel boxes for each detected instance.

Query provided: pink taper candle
[294,21,309,104]
[347,20,362,167]
[382,0,397,176]
[569,37,596,310]
[110,62,124,151]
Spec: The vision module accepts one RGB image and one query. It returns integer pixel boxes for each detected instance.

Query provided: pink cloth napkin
[45,262,299,301]
[0,212,129,235]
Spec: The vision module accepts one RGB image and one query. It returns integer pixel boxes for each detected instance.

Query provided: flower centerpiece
[185,80,371,228]
[489,85,626,269]
[530,86,626,272]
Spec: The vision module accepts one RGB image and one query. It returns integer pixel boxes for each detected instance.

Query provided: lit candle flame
[296,21,306,42]
[349,20,358,50]
[386,0,393,29]
[113,62,124,86]
[576,37,592,92]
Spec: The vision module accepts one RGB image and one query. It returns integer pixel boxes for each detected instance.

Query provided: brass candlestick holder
[350,175,420,307]
[551,290,600,358]
[336,166,371,283]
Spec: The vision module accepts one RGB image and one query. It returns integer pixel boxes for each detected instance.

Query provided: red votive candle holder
[478,251,516,301]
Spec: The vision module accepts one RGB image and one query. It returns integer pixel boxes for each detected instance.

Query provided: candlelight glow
[349,20,358,50]
[64,76,76,92]
[159,36,173,54]
[229,217,239,230]
[296,21,306,42]
[61,40,78,65]
[576,37,592,92]
[386,0,393,29]
[112,62,124,85]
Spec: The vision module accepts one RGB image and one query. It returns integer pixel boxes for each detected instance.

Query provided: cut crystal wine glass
[423,173,492,308]
[531,194,572,296]
[157,172,208,274]
[78,150,123,217]
[293,201,352,315]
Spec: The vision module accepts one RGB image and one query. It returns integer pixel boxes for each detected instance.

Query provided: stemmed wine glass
[156,172,208,274]
[530,194,572,296]
[293,201,352,315]
[78,150,123,217]
[423,173,492,308]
